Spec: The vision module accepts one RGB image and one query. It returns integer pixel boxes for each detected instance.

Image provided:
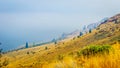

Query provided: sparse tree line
[74,28,92,39]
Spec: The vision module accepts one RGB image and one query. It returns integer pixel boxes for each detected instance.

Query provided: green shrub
[45,46,48,50]
[27,52,29,54]
[77,45,111,57]
[77,36,80,38]
[55,41,57,44]
[58,54,64,61]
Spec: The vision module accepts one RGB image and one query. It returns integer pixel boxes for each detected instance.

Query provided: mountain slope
[59,17,109,40]
[1,13,120,68]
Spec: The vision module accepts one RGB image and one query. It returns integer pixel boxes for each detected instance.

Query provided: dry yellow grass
[2,42,120,68]
[1,43,120,68]
[36,42,120,68]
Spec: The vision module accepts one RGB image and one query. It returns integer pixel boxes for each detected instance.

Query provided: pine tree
[89,29,92,33]
[26,42,29,48]
[80,32,83,36]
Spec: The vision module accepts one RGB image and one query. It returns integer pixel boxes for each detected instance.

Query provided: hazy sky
[0,0,120,51]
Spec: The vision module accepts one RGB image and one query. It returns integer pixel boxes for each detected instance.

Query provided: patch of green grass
[77,45,111,57]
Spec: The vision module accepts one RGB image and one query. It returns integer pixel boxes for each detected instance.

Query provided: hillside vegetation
[1,14,120,68]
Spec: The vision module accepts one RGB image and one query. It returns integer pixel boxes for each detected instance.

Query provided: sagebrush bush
[45,46,48,50]
[58,54,64,61]
[27,52,29,54]
[77,45,111,57]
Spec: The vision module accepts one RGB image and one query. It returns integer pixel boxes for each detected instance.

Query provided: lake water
[0,28,74,52]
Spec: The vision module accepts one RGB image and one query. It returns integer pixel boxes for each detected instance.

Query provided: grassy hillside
[1,14,120,68]
[39,42,120,68]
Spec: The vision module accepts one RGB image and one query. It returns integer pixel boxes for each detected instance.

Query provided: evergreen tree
[26,42,29,48]
[89,29,92,33]
[80,32,83,36]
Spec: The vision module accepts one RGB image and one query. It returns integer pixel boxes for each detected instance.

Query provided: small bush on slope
[77,45,111,57]
[58,54,64,61]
